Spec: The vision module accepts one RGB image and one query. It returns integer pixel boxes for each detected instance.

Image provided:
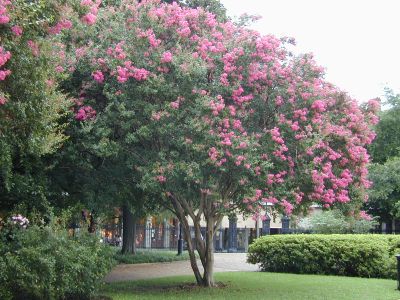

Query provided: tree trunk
[122,205,137,254]
[203,215,215,287]
[180,216,203,284]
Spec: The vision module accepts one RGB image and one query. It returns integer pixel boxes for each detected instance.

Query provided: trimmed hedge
[247,234,400,279]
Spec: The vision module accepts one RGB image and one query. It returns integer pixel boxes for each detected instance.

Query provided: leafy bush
[0,222,115,300]
[297,210,378,234]
[247,234,400,279]
[309,210,348,233]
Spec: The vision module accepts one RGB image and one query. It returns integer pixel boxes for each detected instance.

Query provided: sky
[220,0,400,102]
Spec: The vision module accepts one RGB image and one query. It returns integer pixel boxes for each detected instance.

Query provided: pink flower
[152,112,162,121]
[359,210,373,221]
[161,51,173,63]
[170,100,179,109]
[48,20,72,35]
[92,70,104,83]
[11,25,23,36]
[281,199,293,215]
[208,147,218,161]
[0,15,9,24]
[131,67,150,81]
[156,175,166,183]
[311,100,326,112]
[75,105,96,121]
[82,13,97,25]
[0,96,7,105]
[0,69,11,80]
[55,65,64,73]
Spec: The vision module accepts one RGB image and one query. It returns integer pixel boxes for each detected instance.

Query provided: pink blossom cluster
[359,210,373,221]
[48,19,73,35]
[75,105,96,121]
[0,0,10,24]
[0,46,11,83]
[11,25,23,36]
[107,41,127,60]
[156,175,166,183]
[80,0,101,25]
[116,61,150,83]
[161,51,173,63]
[92,70,104,83]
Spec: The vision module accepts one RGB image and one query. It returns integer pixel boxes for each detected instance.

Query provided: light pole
[396,254,400,290]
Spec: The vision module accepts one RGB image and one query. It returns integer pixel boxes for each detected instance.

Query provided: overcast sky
[220,0,400,102]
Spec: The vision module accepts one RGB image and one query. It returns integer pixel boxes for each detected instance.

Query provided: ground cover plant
[115,249,190,264]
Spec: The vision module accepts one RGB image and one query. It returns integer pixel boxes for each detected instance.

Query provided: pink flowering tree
[62,0,377,286]
[0,0,102,212]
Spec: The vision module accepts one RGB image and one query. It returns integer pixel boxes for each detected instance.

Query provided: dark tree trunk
[180,216,203,284]
[203,215,215,287]
[122,205,137,254]
[169,194,220,287]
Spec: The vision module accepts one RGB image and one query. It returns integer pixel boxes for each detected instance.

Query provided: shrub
[0,222,115,300]
[247,234,400,279]
[309,210,348,233]
[297,210,378,234]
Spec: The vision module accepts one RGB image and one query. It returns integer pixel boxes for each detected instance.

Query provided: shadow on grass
[95,281,228,300]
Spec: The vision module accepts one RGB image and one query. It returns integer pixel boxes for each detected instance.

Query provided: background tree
[366,89,400,228]
[368,88,400,164]
[367,157,400,226]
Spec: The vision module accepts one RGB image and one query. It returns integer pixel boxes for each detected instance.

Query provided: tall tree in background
[366,89,400,228]
[368,89,400,164]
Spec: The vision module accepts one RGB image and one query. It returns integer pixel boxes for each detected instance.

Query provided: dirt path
[104,253,259,283]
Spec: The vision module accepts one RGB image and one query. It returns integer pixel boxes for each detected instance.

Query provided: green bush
[0,225,115,300]
[297,210,378,234]
[247,234,400,279]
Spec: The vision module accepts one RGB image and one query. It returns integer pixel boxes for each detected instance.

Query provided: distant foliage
[297,210,377,234]
[248,234,400,279]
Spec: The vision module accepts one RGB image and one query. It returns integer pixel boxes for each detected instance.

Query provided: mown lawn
[114,249,190,264]
[98,272,399,300]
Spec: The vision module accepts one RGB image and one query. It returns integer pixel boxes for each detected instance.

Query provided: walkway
[104,253,259,283]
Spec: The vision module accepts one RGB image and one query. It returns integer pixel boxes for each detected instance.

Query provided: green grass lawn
[114,249,190,264]
[98,272,400,300]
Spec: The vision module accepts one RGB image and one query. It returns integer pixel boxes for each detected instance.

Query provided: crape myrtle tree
[46,0,163,253]
[0,0,107,215]
[0,0,72,213]
[59,0,378,286]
